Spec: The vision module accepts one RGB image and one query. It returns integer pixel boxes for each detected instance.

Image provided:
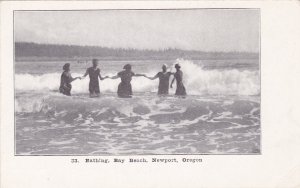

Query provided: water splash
[15,59,260,96]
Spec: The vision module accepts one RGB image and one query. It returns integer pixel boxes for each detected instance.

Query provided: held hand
[170,85,173,88]
[144,75,152,79]
[105,76,110,79]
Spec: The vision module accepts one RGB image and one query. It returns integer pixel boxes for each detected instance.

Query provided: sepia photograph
[14,9,260,155]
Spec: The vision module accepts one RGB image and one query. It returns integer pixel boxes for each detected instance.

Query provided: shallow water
[16,92,260,155]
[15,58,260,155]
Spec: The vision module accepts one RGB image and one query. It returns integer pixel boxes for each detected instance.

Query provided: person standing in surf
[109,64,145,98]
[59,63,81,96]
[170,64,187,96]
[81,59,108,97]
[145,64,174,95]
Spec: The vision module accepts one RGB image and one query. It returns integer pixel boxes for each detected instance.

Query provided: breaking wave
[15,59,260,96]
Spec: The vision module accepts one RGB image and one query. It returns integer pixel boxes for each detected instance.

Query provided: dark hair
[175,64,181,69]
[92,59,98,64]
[123,64,132,70]
[63,63,70,71]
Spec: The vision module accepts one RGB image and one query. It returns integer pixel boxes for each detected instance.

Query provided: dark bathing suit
[156,72,172,95]
[87,67,100,94]
[117,70,135,98]
[174,70,187,96]
[59,71,72,96]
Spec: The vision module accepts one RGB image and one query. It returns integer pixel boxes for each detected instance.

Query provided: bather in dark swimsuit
[59,71,72,96]
[156,72,172,95]
[87,67,100,94]
[117,70,135,98]
[174,70,187,96]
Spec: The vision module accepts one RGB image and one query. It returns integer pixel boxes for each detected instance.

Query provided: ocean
[15,58,260,155]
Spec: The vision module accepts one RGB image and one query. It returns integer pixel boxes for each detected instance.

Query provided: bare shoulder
[117,70,124,76]
[63,71,71,77]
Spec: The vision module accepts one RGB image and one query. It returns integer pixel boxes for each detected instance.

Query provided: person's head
[175,64,181,70]
[123,64,132,71]
[92,59,98,68]
[162,64,167,72]
[63,63,70,71]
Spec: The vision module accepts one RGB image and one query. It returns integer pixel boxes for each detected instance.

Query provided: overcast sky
[15,9,259,52]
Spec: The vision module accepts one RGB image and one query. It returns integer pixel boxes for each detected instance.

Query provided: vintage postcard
[1,1,300,188]
[14,9,260,156]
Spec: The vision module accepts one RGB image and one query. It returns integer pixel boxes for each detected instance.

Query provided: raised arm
[145,73,159,80]
[81,69,89,79]
[70,76,80,82]
[68,73,80,82]
[98,72,108,80]
[110,74,120,79]
[133,73,146,77]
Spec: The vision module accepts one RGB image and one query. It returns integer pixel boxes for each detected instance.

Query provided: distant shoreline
[15,56,259,62]
[15,42,259,61]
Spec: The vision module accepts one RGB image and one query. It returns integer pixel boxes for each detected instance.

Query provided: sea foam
[15,59,260,96]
